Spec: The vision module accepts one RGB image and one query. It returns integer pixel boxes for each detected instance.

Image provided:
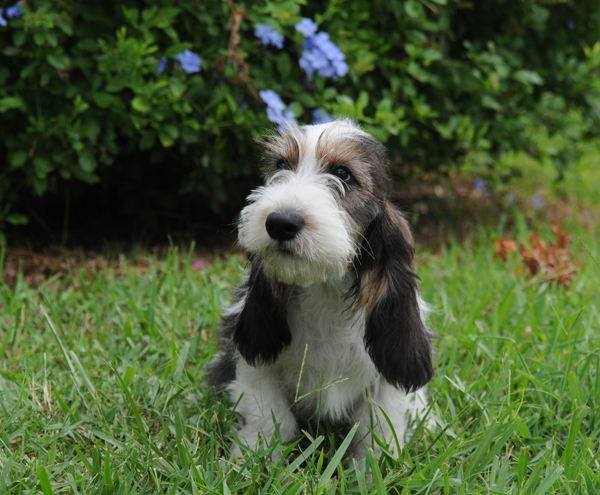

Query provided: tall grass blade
[37,465,55,495]
[317,423,358,491]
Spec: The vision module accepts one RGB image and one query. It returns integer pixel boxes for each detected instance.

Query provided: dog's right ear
[350,203,434,393]
[233,256,292,365]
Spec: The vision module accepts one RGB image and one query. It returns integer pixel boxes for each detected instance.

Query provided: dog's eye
[276,159,290,170]
[331,166,353,183]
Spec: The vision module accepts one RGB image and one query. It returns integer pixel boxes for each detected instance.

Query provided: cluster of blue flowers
[296,18,348,80]
[254,17,344,129]
[259,90,297,130]
[0,2,23,27]
[254,24,284,49]
[157,50,202,75]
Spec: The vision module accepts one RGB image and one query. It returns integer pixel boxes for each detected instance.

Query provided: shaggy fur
[208,119,434,460]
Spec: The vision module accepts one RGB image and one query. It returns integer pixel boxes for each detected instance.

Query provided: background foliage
[1,0,600,241]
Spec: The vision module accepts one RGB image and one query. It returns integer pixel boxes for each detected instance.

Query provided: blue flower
[157,57,167,74]
[532,194,545,210]
[6,3,23,19]
[474,178,485,191]
[0,9,7,27]
[74,133,80,141]
[295,18,318,38]
[299,32,348,80]
[174,50,202,74]
[311,109,334,125]
[259,90,297,130]
[260,90,285,112]
[254,23,284,49]
[240,102,249,110]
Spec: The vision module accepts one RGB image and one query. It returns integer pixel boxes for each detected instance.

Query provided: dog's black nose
[265,212,305,242]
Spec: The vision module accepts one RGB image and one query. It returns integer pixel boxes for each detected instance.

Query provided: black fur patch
[206,346,237,389]
[352,206,434,393]
[232,256,292,366]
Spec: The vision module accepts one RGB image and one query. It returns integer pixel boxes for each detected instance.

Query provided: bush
[1,0,600,242]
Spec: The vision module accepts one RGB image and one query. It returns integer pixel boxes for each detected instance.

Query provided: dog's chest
[275,283,378,420]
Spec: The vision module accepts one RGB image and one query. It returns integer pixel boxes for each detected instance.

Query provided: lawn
[1,165,600,493]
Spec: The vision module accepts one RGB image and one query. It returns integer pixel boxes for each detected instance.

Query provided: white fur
[238,123,362,287]
[227,278,430,458]
[221,121,432,460]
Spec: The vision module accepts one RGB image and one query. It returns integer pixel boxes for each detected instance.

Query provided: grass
[0,211,598,494]
[2,137,600,494]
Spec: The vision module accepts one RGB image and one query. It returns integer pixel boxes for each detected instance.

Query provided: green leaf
[46,51,71,69]
[55,17,74,36]
[78,151,97,173]
[513,69,544,85]
[405,0,424,18]
[34,31,46,46]
[163,124,179,140]
[33,156,54,179]
[0,96,25,113]
[9,150,28,168]
[169,79,186,98]
[357,91,370,110]
[132,96,151,113]
[6,213,28,226]
[159,132,174,147]
[92,92,115,109]
[152,7,180,28]
[13,30,27,47]
[184,119,200,131]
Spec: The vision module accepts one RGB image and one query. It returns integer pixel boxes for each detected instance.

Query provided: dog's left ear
[233,256,292,366]
[351,203,434,393]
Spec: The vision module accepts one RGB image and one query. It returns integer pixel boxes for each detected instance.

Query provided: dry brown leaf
[494,238,517,261]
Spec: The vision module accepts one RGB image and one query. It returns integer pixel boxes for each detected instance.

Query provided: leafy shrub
[1,0,600,242]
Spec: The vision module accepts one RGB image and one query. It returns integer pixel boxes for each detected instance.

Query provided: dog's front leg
[351,380,427,461]
[228,361,298,459]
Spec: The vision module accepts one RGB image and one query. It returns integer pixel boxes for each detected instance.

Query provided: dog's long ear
[352,203,434,393]
[233,256,291,365]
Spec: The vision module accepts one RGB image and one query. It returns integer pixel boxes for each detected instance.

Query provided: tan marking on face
[259,128,307,176]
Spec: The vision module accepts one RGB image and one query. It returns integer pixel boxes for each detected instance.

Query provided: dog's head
[234,120,434,392]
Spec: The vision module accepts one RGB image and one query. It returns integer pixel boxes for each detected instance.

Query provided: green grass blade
[68,350,96,395]
[532,464,565,495]
[366,448,386,495]
[316,423,358,491]
[285,436,324,473]
[517,446,529,490]
[104,447,113,491]
[110,362,148,434]
[37,465,55,495]
[561,406,588,479]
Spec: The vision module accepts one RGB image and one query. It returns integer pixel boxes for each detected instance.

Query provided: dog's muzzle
[265,212,305,242]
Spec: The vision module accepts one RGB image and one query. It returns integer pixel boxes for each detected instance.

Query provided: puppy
[208,119,434,460]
